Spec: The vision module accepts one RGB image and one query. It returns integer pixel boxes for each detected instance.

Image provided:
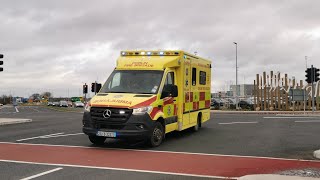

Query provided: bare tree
[29,93,41,102]
[41,92,52,99]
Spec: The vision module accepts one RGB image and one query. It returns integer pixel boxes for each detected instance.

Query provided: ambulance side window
[165,72,174,85]
[199,71,206,85]
[161,72,175,99]
[192,68,196,86]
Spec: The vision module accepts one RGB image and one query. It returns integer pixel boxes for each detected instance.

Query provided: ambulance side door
[161,71,178,129]
[182,58,192,126]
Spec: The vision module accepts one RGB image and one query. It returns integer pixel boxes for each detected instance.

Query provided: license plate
[96,131,116,137]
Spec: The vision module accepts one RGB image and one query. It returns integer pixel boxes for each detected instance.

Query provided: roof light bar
[120,51,180,56]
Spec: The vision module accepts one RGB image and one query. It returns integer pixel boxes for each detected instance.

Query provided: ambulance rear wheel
[89,136,106,145]
[148,122,164,147]
[193,114,201,132]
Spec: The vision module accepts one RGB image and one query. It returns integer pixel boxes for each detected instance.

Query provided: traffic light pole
[84,83,87,103]
[311,65,315,113]
[303,89,306,115]
[95,81,97,95]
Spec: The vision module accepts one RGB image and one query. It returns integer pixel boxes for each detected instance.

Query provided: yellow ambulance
[83,50,211,147]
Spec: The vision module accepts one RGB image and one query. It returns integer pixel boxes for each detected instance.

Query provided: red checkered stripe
[183,91,210,112]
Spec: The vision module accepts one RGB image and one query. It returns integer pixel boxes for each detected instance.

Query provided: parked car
[59,100,68,107]
[211,98,224,109]
[67,101,73,107]
[52,102,60,106]
[210,98,219,107]
[47,102,53,106]
[74,101,84,108]
[238,99,254,110]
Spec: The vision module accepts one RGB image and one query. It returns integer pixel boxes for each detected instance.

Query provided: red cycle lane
[0,142,320,178]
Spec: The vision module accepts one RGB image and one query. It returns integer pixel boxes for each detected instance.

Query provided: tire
[192,114,201,132]
[88,136,106,145]
[148,122,164,147]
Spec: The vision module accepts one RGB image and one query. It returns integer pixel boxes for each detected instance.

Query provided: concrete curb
[313,150,320,159]
[0,118,32,126]
[239,174,319,180]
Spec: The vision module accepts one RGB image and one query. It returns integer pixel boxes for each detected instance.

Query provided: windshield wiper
[105,91,131,93]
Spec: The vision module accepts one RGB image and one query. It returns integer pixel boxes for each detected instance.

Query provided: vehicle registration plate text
[96,131,116,137]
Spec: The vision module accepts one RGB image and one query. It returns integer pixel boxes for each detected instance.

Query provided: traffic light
[305,68,312,83]
[315,68,320,82]
[0,54,3,72]
[91,83,95,92]
[83,84,88,94]
[96,83,102,92]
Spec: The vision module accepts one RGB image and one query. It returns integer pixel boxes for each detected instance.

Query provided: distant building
[230,84,254,98]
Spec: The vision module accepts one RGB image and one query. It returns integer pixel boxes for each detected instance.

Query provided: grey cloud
[0,0,320,97]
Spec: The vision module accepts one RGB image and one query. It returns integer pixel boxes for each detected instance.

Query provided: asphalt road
[0,105,320,179]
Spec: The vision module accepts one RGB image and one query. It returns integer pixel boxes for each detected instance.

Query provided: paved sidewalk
[0,118,32,126]
[239,174,320,180]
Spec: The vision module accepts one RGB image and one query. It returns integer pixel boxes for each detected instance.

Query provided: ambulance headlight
[84,102,91,112]
[133,106,153,115]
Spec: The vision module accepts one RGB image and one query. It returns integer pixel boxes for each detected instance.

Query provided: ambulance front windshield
[100,70,164,94]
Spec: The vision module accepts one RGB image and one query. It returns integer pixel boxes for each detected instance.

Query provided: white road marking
[40,133,84,138]
[16,133,65,142]
[30,107,40,112]
[264,116,319,119]
[20,167,63,180]
[16,133,84,142]
[2,141,319,163]
[20,106,40,112]
[218,122,258,125]
[1,159,231,179]
[294,120,320,123]
[15,107,19,113]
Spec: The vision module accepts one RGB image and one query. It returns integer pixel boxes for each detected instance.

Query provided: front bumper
[82,111,155,140]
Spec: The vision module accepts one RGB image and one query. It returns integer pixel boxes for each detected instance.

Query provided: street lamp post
[233,42,238,110]
[305,56,308,69]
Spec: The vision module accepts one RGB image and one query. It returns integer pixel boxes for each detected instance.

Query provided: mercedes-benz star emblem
[103,109,112,119]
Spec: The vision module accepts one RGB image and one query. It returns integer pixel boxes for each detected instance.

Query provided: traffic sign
[289,89,308,101]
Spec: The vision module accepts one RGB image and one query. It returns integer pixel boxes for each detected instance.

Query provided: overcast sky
[1,0,320,97]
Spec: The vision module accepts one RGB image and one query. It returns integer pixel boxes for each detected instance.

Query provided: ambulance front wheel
[148,121,164,147]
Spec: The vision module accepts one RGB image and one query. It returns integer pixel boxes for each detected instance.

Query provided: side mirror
[161,84,178,98]
[171,85,178,97]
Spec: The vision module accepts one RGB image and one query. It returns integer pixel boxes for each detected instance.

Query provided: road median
[0,118,32,126]
[211,110,320,115]
[44,106,84,113]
